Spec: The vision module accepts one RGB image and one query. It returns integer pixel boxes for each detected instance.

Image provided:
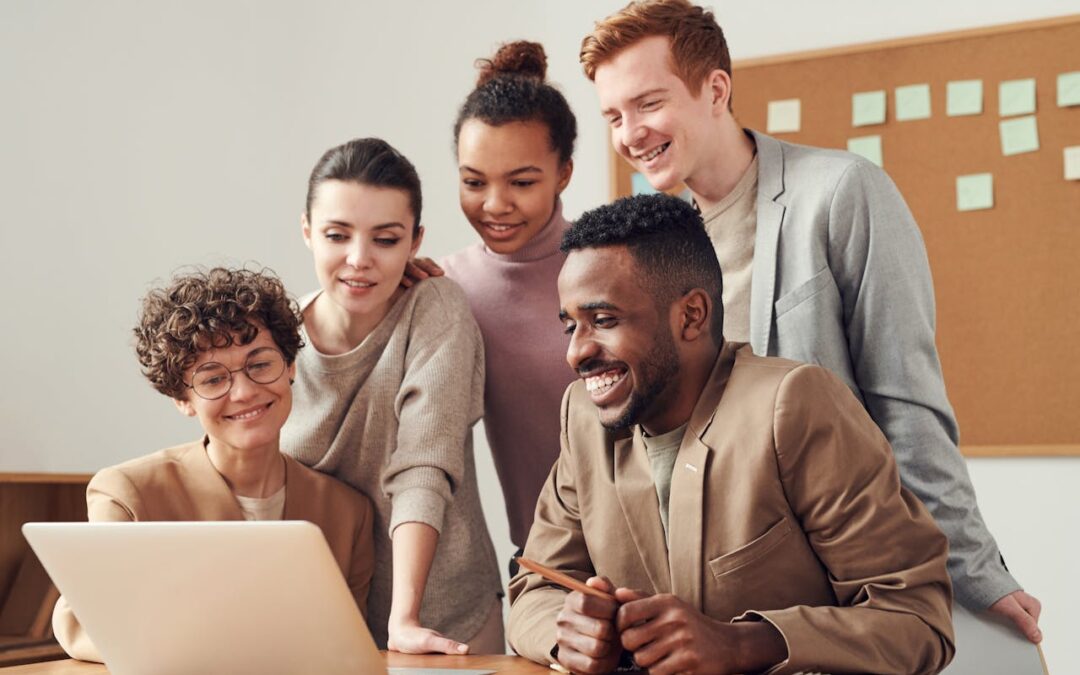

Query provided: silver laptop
[24,521,387,675]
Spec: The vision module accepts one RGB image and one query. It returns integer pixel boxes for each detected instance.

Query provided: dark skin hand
[554,577,624,674]
[400,256,444,288]
[614,588,788,675]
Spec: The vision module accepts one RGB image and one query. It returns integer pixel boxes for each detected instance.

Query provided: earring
[289,379,295,385]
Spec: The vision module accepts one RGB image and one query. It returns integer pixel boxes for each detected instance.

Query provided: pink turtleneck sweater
[441,202,574,547]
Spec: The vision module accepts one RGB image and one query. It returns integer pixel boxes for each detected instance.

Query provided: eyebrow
[460,165,543,177]
[600,88,668,117]
[559,301,620,321]
[323,220,406,231]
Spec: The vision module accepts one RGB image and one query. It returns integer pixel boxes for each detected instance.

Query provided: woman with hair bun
[281,138,503,654]
[440,41,578,576]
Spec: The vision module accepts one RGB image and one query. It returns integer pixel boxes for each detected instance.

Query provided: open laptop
[23,521,387,675]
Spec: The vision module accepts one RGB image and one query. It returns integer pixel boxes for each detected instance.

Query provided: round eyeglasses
[184,347,287,400]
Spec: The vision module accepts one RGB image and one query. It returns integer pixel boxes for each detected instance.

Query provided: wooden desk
[0,652,554,674]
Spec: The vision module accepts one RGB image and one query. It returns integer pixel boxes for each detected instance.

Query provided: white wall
[1,1,1075,672]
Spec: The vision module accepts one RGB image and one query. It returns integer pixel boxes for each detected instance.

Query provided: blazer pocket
[708,518,793,578]
[774,267,835,318]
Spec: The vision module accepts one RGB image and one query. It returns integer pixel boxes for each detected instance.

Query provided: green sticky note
[947,80,983,116]
[999,78,1036,117]
[999,115,1039,156]
[852,90,886,126]
[1065,146,1080,181]
[1058,71,1080,107]
[767,98,801,134]
[956,173,994,211]
[847,135,883,167]
[895,83,931,121]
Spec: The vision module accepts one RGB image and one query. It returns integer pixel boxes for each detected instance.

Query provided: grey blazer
[746,129,1018,609]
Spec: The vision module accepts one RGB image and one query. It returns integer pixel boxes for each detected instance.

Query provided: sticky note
[946,79,983,116]
[1058,71,1080,107]
[956,173,994,211]
[1065,146,1080,181]
[631,172,659,196]
[852,91,886,127]
[999,115,1040,156]
[895,84,931,121]
[998,78,1036,117]
[847,135,883,167]
[767,98,801,134]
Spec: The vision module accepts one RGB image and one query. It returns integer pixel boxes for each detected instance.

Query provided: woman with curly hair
[280,138,502,655]
[52,268,376,663]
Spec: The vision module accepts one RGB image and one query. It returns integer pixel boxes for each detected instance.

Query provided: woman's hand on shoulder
[387,618,469,655]
[400,257,445,288]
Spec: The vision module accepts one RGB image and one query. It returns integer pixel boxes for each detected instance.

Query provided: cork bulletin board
[611,16,1080,457]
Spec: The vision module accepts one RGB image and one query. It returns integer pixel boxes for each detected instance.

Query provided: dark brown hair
[134,267,303,399]
[581,0,732,105]
[453,41,577,164]
[305,138,422,236]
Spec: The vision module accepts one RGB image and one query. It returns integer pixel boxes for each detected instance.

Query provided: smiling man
[508,195,955,675]
[579,0,1041,642]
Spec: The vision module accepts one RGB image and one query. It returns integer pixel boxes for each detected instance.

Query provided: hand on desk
[989,589,1043,643]
[387,619,469,655]
[554,578,787,675]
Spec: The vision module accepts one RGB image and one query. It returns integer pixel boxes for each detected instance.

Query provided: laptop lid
[24,521,387,675]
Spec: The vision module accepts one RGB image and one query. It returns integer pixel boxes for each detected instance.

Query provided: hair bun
[476,40,547,87]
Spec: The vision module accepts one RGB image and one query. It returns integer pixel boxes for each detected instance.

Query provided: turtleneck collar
[483,199,570,263]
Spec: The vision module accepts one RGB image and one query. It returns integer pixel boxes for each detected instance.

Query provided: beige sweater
[281,276,501,647]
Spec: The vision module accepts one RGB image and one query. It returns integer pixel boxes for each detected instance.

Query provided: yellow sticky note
[1058,72,1080,107]
[956,173,994,211]
[947,80,983,116]
[999,116,1039,156]
[767,99,801,134]
[852,91,886,127]
[1065,147,1080,181]
[999,78,1037,117]
[895,84,931,121]
[847,135,883,167]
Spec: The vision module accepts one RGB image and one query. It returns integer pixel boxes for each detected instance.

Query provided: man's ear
[676,289,712,342]
[173,396,197,417]
[705,69,733,115]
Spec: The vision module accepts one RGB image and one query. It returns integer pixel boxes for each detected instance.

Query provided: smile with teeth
[484,222,521,232]
[584,368,627,393]
[638,142,670,162]
[225,403,271,421]
[341,279,375,288]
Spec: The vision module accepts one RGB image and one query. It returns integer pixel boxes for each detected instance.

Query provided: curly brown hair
[134,267,303,399]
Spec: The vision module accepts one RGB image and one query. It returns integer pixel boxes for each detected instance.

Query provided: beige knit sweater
[280,276,502,648]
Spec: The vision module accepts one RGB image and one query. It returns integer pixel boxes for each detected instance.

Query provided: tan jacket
[508,343,955,675]
[53,440,376,663]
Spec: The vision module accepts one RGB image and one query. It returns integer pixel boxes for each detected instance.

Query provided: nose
[566,326,600,372]
[345,238,372,269]
[483,185,513,215]
[229,369,259,402]
[619,115,647,151]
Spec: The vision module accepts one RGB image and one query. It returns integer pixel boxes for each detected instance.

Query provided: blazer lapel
[181,438,246,521]
[614,432,672,594]
[748,130,787,356]
[666,344,736,609]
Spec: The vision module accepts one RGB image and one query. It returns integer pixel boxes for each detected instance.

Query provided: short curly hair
[134,267,303,399]
[561,194,724,341]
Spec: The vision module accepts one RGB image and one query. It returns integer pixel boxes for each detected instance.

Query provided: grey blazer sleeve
[827,160,1021,609]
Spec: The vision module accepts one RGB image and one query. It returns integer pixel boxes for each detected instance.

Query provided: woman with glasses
[280,138,502,655]
[52,267,376,663]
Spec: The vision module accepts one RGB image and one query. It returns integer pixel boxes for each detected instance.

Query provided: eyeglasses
[184,347,287,400]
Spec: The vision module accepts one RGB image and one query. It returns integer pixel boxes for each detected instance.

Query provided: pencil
[516,556,616,601]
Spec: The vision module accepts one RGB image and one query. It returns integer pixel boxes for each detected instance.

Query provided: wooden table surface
[0,652,555,674]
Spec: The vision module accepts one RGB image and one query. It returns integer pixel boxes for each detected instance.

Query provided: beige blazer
[508,343,955,675]
[53,440,376,663]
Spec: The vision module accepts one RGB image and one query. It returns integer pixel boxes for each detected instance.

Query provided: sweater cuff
[388,486,447,536]
[957,562,1023,611]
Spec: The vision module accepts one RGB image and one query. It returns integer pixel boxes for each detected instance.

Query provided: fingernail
[457,644,468,653]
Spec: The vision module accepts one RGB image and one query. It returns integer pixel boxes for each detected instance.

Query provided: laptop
[23,521,387,675]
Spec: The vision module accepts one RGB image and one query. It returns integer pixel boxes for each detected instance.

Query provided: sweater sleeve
[383,280,485,536]
[52,467,140,663]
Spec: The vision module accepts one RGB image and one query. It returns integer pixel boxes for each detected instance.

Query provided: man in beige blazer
[508,195,954,675]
